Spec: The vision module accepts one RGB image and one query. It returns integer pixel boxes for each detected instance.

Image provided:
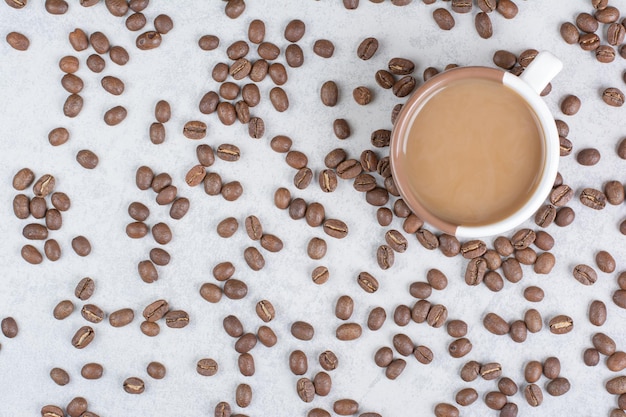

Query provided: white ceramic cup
[390,51,563,238]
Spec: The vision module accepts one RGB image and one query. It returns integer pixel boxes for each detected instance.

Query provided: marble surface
[0,1,625,416]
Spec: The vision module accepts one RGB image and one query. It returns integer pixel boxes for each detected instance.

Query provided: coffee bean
[523,383,543,407]
[388,57,415,75]
[126,12,147,31]
[573,264,598,285]
[61,73,84,94]
[336,322,362,341]
[152,14,173,34]
[236,335,258,357]
[71,325,95,349]
[524,360,543,383]
[292,321,314,340]
[66,397,88,417]
[53,300,74,320]
[447,320,467,338]
[608,351,626,372]
[311,266,329,285]
[290,350,308,375]
[343,0,358,8]
[304,202,325,227]
[297,377,315,403]
[106,46,128,66]
[46,126,70,147]
[460,360,481,382]
[28,197,45,219]
[594,250,616,273]
[393,333,414,356]
[554,206,575,226]
[50,367,70,386]
[603,87,625,107]
[587,299,607,326]
[465,258,487,285]
[140,321,160,337]
[561,95,581,115]
[254,325,277,348]
[426,304,447,328]
[352,86,372,105]
[394,304,412,326]
[62,93,83,118]
[199,283,222,303]
[164,310,189,329]
[448,338,472,358]
[307,409,330,417]
[607,22,625,46]
[392,75,416,97]
[353,173,376,192]
[244,246,264,270]
[42,239,61,262]
[523,308,542,333]
[5,0,27,8]
[22,223,47,240]
[376,208,393,227]
[498,377,518,396]
[79,362,103,380]
[596,44,616,63]
[254,300,275,323]
[366,307,386,332]
[483,312,509,335]
[195,358,218,377]
[544,377,570,397]
[493,50,517,70]
[136,31,162,50]
[478,362,502,381]
[433,8,455,30]
[357,37,378,60]
[146,361,166,380]
[81,304,104,324]
[12,194,29,219]
[515,247,537,265]
[475,12,493,38]
[75,149,99,169]
[138,260,158,283]
[455,388,478,406]
[320,81,338,106]
[595,6,620,23]
[5,31,30,51]
[313,39,334,58]
[323,219,348,239]
[593,332,616,356]
[433,403,461,417]
[285,43,304,67]
[289,197,306,219]
[0,317,17,339]
[548,315,573,334]
[122,376,145,395]
[524,286,544,302]
[334,399,359,416]
[108,308,134,327]
[576,148,601,166]
[376,245,394,270]
[485,391,507,410]
[202,172,222,196]
[576,12,599,32]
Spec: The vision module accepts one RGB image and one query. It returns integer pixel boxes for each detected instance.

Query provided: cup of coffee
[390,51,562,238]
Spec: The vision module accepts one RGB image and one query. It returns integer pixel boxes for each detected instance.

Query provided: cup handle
[519,51,563,95]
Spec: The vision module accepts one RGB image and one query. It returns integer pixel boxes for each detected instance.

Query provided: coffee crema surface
[404,78,545,226]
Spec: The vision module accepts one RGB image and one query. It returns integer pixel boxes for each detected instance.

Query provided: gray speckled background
[0,1,624,416]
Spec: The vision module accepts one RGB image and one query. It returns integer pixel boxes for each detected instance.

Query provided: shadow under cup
[390,67,559,238]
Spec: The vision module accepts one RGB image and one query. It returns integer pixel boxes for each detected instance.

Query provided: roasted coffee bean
[217,217,238,238]
[12,194,29,219]
[149,122,166,144]
[147,362,166,380]
[243,215,262,241]
[288,350,308,375]
[393,333,414,356]
[437,234,459,257]
[288,197,306,219]
[392,75,416,97]
[292,321,314,340]
[135,166,154,190]
[76,149,98,169]
[555,206,575,226]
[524,286,544,302]
[452,0,472,12]
[524,384,543,407]
[323,219,348,239]
[548,315,573,334]
[524,360,543,383]
[336,323,361,341]
[66,396,88,416]
[475,12,493,38]
[109,45,129,66]
[607,351,626,372]
[44,239,61,262]
[320,81,338,107]
[136,31,162,50]
[596,6,620,23]
[123,376,145,394]
[296,377,315,403]
[81,304,104,324]
[455,388,478,406]
[220,180,242,201]
[313,39,334,58]
[416,228,439,250]
[257,41,279,60]
[561,95,581,115]
[524,308,542,333]
[257,325,277,347]
[546,377,570,397]
[80,362,103,380]
[325,148,347,169]
[41,405,65,417]
[343,0,358,8]
[461,240,487,259]
[608,22,626,46]
[484,312,509,335]
[285,43,304,67]
[221,315,244,339]
[108,308,134,327]
[366,307,387,332]
[353,174,376,192]
[605,181,625,205]
[63,94,83,118]
[316,350,338,372]
[394,305,412,327]
[388,57,415,75]
[307,409,331,417]
[294,167,313,189]
[589,300,607,326]
[485,391,507,410]
[22,223,48,240]
[68,28,89,52]
[29,196,46,219]
[243,246,264,271]
[498,377,518,396]
[434,403,459,417]
[596,45,616,63]
[426,304,447,328]
[375,70,395,90]
[143,299,169,323]
[446,320,467,338]
[311,266,329,285]
[593,332,616,355]
[333,118,351,139]
[304,202,325,227]
[465,257,487,285]
[247,59,268,83]
[253,299,275,323]
[433,8,455,30]
[352,86,371,105]
[245,19,265,44]
[595,250,616,273]
[603,87,625,107]
[550,184,573,207]
[483,271,504,292]
[376,207,393,227]
[199,283,222,303]
[334,399,358,415]
[104,105,127,126]
[61,74,84,94]
[71,325,95,349]
[138,260,158,283]
[0,317,17,339]
[576,12,599,32]
[140,321,159,337]
[126,12,147,31]
[270,135,292,153]
[573,264,597,285]
[559,22,580,45]
[202,172,221,196]
[376,245,394,270]
[412,345,433,364]
[479,362,502,381]
[542,356,560,380]
[5,0,27,8]
[493,50,517,69]
[579,32,600,51]
[483,250,501,270]
[164,310,189,329]
[384,230,407,253]
[212,63,229,83]
[313,371,331,396]
[515,247,537,265]
[50,367,70,386]
[460,360,481,382]
[48,127,70,146]
[153,14,173,34]
[449,338,472,358]
[410,282,432,299]
[195,358,219,377]
[577,148,601,166]
[493,236,513,256]
[374,346,394,368]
